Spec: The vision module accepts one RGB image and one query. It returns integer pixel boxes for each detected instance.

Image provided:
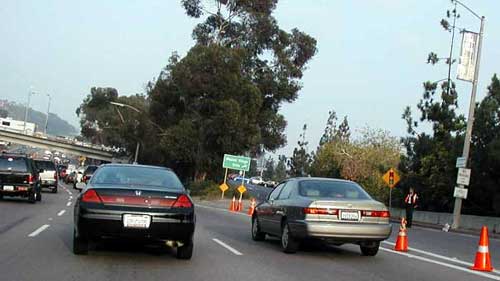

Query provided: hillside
[0,100,78,136]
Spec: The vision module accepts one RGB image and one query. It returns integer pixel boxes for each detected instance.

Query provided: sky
[1,0,499,157]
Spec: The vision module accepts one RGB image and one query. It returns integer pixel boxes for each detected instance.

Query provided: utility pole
[23,89,34,134]
[44,94,51,134]
[452,15,485,229]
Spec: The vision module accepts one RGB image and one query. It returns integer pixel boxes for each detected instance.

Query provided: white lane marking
[66,202,72,207]
[57,210,66,216]
[380,247,500,280]
[69,196,73,200]
[196,204,248,217]
[212,238,243,256]
[382,241,500,275]
[48,218,53,221]
[28,224,50,237]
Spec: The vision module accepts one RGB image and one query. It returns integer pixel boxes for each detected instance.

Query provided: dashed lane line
[57,210,66,216]
[66,202,72,207]
[212,238,243,256]
[28,225,50,237]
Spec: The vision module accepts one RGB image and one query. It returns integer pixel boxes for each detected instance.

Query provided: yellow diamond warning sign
[237,185,247,194]
[382,168,400,188]
[219,183,229,192]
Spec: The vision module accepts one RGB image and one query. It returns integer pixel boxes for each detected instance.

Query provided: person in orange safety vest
[404,187,418,228]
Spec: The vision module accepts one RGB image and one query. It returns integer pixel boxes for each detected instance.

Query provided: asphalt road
[1,181,499,281]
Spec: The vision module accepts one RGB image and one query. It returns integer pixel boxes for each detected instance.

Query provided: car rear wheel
[281,222,299,254]
[360,242,380,256]
[52,186,58,193]
[251,216,265,241]
[176,238,193,260]
[73,230,89,255]
[28,191,36,204]
[36,188,42,201]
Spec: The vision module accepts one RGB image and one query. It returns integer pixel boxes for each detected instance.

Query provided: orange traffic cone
[247,198,256,216]
[237,197,243,212]
[471,226,494,272]
[229,196,236,212]
[394,218,408,252]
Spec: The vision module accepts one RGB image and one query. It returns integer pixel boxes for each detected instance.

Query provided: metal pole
[133,142,140,164]
[446,1,458,97]
[451,16,485,229]
[23,90,32,134]
[44,94,51,134]
[389,188,392,209]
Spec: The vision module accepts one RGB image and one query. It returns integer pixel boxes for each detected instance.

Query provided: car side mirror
[75,182,86,191]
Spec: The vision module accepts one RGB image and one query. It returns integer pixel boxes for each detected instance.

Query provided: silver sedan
[251,177,392,256]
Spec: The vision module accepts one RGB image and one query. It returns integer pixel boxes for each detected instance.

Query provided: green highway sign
[223,154,251,172]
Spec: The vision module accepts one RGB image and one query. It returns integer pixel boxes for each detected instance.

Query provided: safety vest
[405,193,418,205]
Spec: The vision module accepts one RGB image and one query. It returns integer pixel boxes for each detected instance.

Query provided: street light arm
[453,0,482,20]
[109,102,141,113]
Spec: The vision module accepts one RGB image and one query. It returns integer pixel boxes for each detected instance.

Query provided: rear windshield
[35,161,56,171]
[84,166,98,175]
[0,157,28,172]
[90,166,184,189]
[298,180,371,200]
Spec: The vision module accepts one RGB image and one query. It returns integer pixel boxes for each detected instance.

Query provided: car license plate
[340,211,359,221]
[2,185,14,191]
[123,214,151,229]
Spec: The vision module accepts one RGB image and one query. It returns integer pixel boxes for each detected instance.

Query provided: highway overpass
[0,129,126,162]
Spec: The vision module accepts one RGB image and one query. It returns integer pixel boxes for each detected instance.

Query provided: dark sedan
[73,164,195,259]
[251,177,391,256]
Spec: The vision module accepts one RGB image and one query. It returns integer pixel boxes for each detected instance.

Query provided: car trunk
[0,173,31,186]
[308,200,388,224]
[92,186,186,209]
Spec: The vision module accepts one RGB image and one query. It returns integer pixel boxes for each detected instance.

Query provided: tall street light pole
[451,1,485,229]
[23,89,37,134]
[109,102,141,164]
[44,94,52,134]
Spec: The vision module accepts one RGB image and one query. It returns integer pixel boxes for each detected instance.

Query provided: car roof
[99,163,173,171]
[288,177,355,184]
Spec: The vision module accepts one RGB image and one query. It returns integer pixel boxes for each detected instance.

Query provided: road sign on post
[454,186,468,199]
[456,157,467,168]
[382,168,400,209]
[223,154,251,172]
[456,168,471,186]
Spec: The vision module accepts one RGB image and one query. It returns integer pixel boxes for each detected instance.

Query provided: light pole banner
[457,31,478,82]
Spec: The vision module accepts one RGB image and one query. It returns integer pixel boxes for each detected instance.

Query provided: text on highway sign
[223,154,251,172]
[456,157,467,168]
[456,168,471,186]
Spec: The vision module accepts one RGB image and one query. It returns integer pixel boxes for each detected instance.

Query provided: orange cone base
[471,265,493,272]
[394,234,408,252]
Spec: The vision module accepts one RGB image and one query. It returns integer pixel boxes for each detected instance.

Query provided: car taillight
[54,172,57,180]
[303,208,338,215]
[27,174,34,184]
[362,210,390,218]
[172,195,193,208]
[81,189,102,203]
[82,175,88,183]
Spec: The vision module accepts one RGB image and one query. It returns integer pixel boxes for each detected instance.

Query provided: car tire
[28,190,36,204]
[52,186,58,193]
[360,242,380,256]
[176,238,193,260]
[251,216,265,241]
[0,194,3,200]
[281,222,299,254]
[73,230,89,255]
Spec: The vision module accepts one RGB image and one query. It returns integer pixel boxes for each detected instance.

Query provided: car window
[278,180,295,200]
[84,166,98,175]
[0,157,28,172]
[90,166,184,189]
[269,182,286,200]
[35,161,56,171]
[298,180,371,200]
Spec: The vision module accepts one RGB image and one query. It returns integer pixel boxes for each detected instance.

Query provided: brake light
[172,195,193,208]
[82,175,88,183]
[303,208,338,215]
[362,210,390,218]
[82,189,102,203]
[54,172,57,180]
[27,174,34,184]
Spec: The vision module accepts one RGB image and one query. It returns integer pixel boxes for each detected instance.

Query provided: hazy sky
[1,0,499,157]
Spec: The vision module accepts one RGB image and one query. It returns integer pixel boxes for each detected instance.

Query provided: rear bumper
[289,220,392,242]
[77,207,195,242]
[41,179,56,187]
[0,184,35,196]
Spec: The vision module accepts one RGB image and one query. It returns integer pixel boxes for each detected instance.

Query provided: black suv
[0,153,42,203]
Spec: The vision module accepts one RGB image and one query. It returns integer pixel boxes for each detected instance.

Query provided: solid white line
[212,238,243,256]
[28,224,50,237]
[380,247,500,280]
[66,202,72,207]
[57,210,66,216]
[196,204,248,217]
[382,241,500,275]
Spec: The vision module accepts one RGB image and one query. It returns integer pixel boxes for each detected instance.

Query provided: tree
[263,156,275,180]
[274,155,287,182]
[288,124,312,177]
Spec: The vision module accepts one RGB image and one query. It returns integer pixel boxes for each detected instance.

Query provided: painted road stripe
[66,202,72,207]
[28,225,50,237]
[380,247,500,280]
[212,238,243,256]
[197,204,248,217]
[57,210,66,216]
